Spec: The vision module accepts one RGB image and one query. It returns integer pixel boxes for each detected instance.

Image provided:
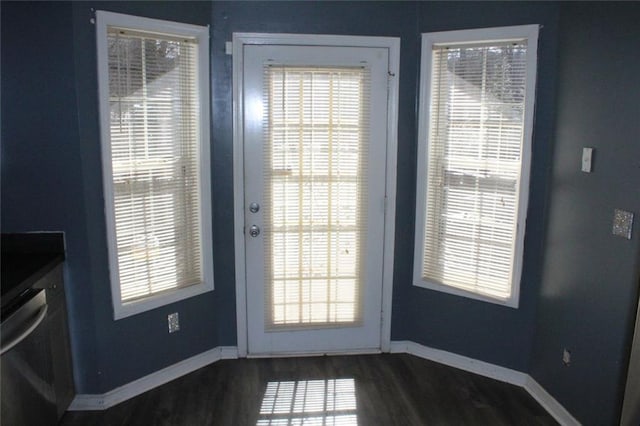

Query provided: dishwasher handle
[0,304,48,356]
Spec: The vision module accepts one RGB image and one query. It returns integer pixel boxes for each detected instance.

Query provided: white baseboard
[69,340,580,425]
[219,345,240,360]
[69,346,238,411]
[390,340,580,426]
[247,348,381,358]
[389,340,527,386]
[524,375,581,426]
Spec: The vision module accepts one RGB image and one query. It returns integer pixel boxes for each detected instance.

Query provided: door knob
[249,202,260,213]
[249,225,261,237]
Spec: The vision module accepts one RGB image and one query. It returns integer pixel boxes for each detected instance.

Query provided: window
[413,25,539,307]
[96,11,212,319]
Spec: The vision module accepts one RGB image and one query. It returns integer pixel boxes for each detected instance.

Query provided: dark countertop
[1,253,65,307]
[1,233,65,311]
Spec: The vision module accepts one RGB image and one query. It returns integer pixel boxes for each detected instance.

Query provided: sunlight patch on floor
[257,378,358,425]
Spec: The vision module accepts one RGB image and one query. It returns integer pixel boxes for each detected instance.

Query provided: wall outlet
[562,348,571,366]
[581,147,593,172]
[168,312,180,333]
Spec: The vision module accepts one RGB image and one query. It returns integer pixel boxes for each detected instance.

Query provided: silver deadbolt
[249,225,261,237]
[249,202,260,213]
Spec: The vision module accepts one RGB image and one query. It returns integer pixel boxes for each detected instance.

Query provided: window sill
[113,281,213,320]
[413,279,519,309]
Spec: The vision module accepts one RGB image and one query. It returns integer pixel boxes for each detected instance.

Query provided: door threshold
[246,348,382,359]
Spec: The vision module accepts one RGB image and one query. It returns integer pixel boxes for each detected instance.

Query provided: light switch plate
[612,209,634,239]
[581,147,593,173]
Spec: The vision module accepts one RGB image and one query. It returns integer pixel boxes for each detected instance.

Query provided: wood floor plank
[60,354,557,425]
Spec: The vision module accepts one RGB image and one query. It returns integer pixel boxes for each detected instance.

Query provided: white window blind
[415,26,538,306]
[263,66,369,329]
[97,11,212,318]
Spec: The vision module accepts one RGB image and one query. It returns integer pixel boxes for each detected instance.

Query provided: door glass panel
[263,66,370,329]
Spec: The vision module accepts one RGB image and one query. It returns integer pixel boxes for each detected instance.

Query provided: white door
[243,43,390,355]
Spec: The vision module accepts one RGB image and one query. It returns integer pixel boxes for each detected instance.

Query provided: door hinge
[225,41,233,55]
[387,71,395,91]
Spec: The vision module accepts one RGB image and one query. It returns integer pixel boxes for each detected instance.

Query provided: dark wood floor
[60,354,557,425]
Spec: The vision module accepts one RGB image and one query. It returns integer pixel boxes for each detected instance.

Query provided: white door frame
[232,32,399,357]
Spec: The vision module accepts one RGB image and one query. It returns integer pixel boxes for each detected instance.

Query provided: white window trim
[232,33,400,356]
[413,25,539,308]
[96,11,213,319]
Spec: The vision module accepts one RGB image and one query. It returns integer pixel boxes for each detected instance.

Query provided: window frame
[96,11,213,319]
[413,25,539,308]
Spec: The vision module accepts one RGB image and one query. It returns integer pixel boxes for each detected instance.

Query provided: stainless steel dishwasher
[1,288,58,426]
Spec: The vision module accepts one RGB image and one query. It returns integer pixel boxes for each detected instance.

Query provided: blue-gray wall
[71,1,219,393]
[2,1,220,393]
[530,3,640,425]
[2,0,419,393]
[2,2,639,423]
[1,0,102,391]
[210,0,419,345]
[394,1,560,373]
